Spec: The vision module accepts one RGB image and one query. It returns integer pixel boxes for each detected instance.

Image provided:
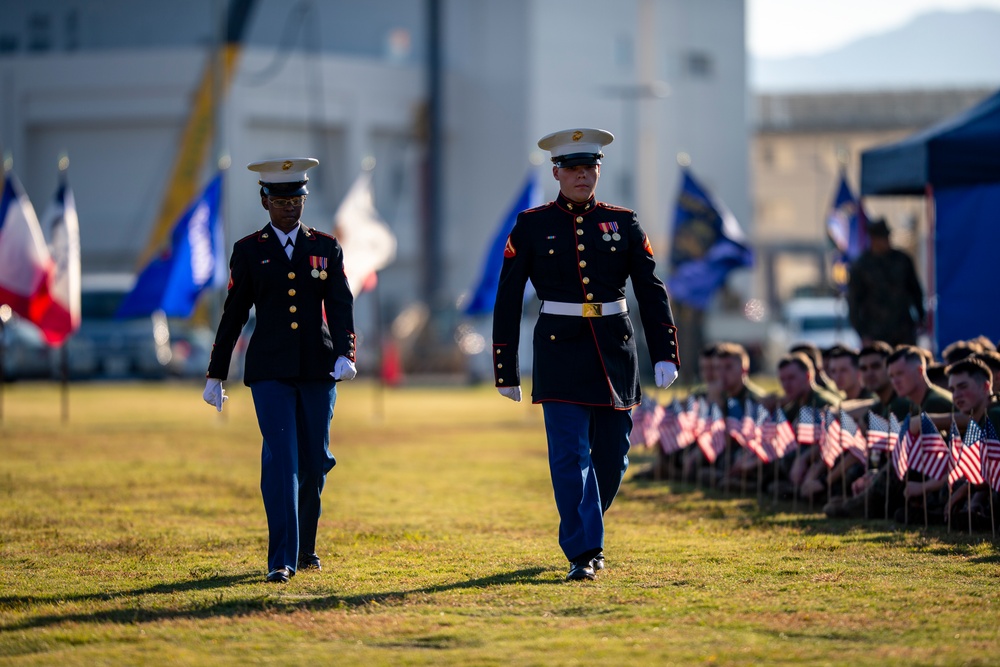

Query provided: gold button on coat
[582,277,590,284]
[586,293,594,301]
[575,216,583,223]
[577,244,585,251]
[288,272,295,279]
[579,260,587,268]
[290,322,299,330]
[549,249,554,255]
[576,228,584,236]
[288,289,296,296]
[289,305,297,313]
[550,335,555,340]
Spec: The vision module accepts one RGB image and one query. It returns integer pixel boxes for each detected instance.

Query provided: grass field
[1,381,998,666]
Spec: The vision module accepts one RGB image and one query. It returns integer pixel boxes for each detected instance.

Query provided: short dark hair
[790,343,823,370]
[859,341,893,360]
[945,357,992,385]
[825,345,860,367]
[974,350,1000,374]
[887,345,926,368]
[700,343,721,359]
[941,340,981,365]
[778,352,813,375]
[715,342,750,369]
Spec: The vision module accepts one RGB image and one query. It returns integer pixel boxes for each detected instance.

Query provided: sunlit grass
[1,381,998,666]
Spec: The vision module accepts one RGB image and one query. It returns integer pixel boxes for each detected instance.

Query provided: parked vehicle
[0,307,54,381]
[768,295,861,365]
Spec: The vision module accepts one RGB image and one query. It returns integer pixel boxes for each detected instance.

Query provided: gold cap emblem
[572,131,584,141]
[281,160,293,170]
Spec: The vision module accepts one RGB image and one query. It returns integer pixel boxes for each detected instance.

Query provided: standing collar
[555,192,596,213]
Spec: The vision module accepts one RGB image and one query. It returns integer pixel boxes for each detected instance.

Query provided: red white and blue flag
[0,173,59,336]
[948,419,984,486]
[697,402,727,464]
[910,413,949,481]
[867,412,890,453]
[981,417,1000,492]
[37,175,81,345]
[796,405,823,446]
[892,414,914,480]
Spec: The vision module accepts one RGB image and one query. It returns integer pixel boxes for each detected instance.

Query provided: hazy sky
[748,0,1000,58]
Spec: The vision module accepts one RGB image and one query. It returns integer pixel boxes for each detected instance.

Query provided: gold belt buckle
[582,303,602,318]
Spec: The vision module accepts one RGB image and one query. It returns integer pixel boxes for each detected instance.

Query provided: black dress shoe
[591,552,605,571]
[298,554,322,571]
[266,567,291,583]
[566,560,596,581]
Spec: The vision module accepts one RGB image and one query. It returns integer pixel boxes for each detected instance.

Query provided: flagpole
[373,277,385,423]
[0,317,5,424]
[60,345,69,424]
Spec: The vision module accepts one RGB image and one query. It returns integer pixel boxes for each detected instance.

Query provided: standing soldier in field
[492,128,680,581]
[203,158,357,583]
[847,218,925,346]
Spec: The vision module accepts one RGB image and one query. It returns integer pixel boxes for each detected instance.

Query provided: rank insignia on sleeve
[504,235,517,258]
[643,234,654,256]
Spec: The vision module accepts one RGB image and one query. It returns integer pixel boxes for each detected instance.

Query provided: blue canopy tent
[861,88,1000,351]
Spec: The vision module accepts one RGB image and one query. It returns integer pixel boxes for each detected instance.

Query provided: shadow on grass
[0,567,556,632]
[627,477,1000,554]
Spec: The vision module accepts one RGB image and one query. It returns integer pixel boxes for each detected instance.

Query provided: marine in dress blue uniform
[492,129,681,581]
[203,158,357,583]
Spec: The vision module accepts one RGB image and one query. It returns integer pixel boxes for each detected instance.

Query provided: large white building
[0,0,748,372]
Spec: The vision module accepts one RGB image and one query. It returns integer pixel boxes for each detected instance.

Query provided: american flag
[820,408,845,467]
[658,400,682,454]
[827,409,867,465]
[892,414,913,480]
[867,412,890,453]
[631,397,664,449]
[676,397,699,450]
[948,419,984,486]
[909,413,949,481]
[796,405,824,446]
[982,417,1000,492]
[696,402,727,464]
[888,412,901,455]
[771,407,798,459]
[739,402,775,463]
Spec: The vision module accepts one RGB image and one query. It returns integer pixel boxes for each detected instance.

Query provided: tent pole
[924,184,936,356]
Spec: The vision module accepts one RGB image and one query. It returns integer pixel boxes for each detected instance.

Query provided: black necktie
[284,238,294,257]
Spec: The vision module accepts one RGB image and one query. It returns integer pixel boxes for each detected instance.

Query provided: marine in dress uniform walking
[203,158,357,583]
[492,129,681,581]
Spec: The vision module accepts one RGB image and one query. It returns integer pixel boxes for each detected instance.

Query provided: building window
[683,51,714,79]
[28,13,52,52]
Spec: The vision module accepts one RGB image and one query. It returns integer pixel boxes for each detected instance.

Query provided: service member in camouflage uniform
[847,218,925,346]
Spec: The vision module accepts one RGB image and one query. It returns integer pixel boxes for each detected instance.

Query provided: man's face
[699,355,717,384]
[858,353,890,394]
[778,363,811,403]
[714,356,746,395]
[827,356,861,395]
[948,372,991,414]
[263,194,305,233]
[887,358,921,400]
[553,164,600,203]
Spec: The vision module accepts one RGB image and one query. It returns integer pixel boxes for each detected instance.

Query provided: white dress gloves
[655,361,679,389]
[332,356,358,381]
[203,378,227,412]
[497,386,522,402]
